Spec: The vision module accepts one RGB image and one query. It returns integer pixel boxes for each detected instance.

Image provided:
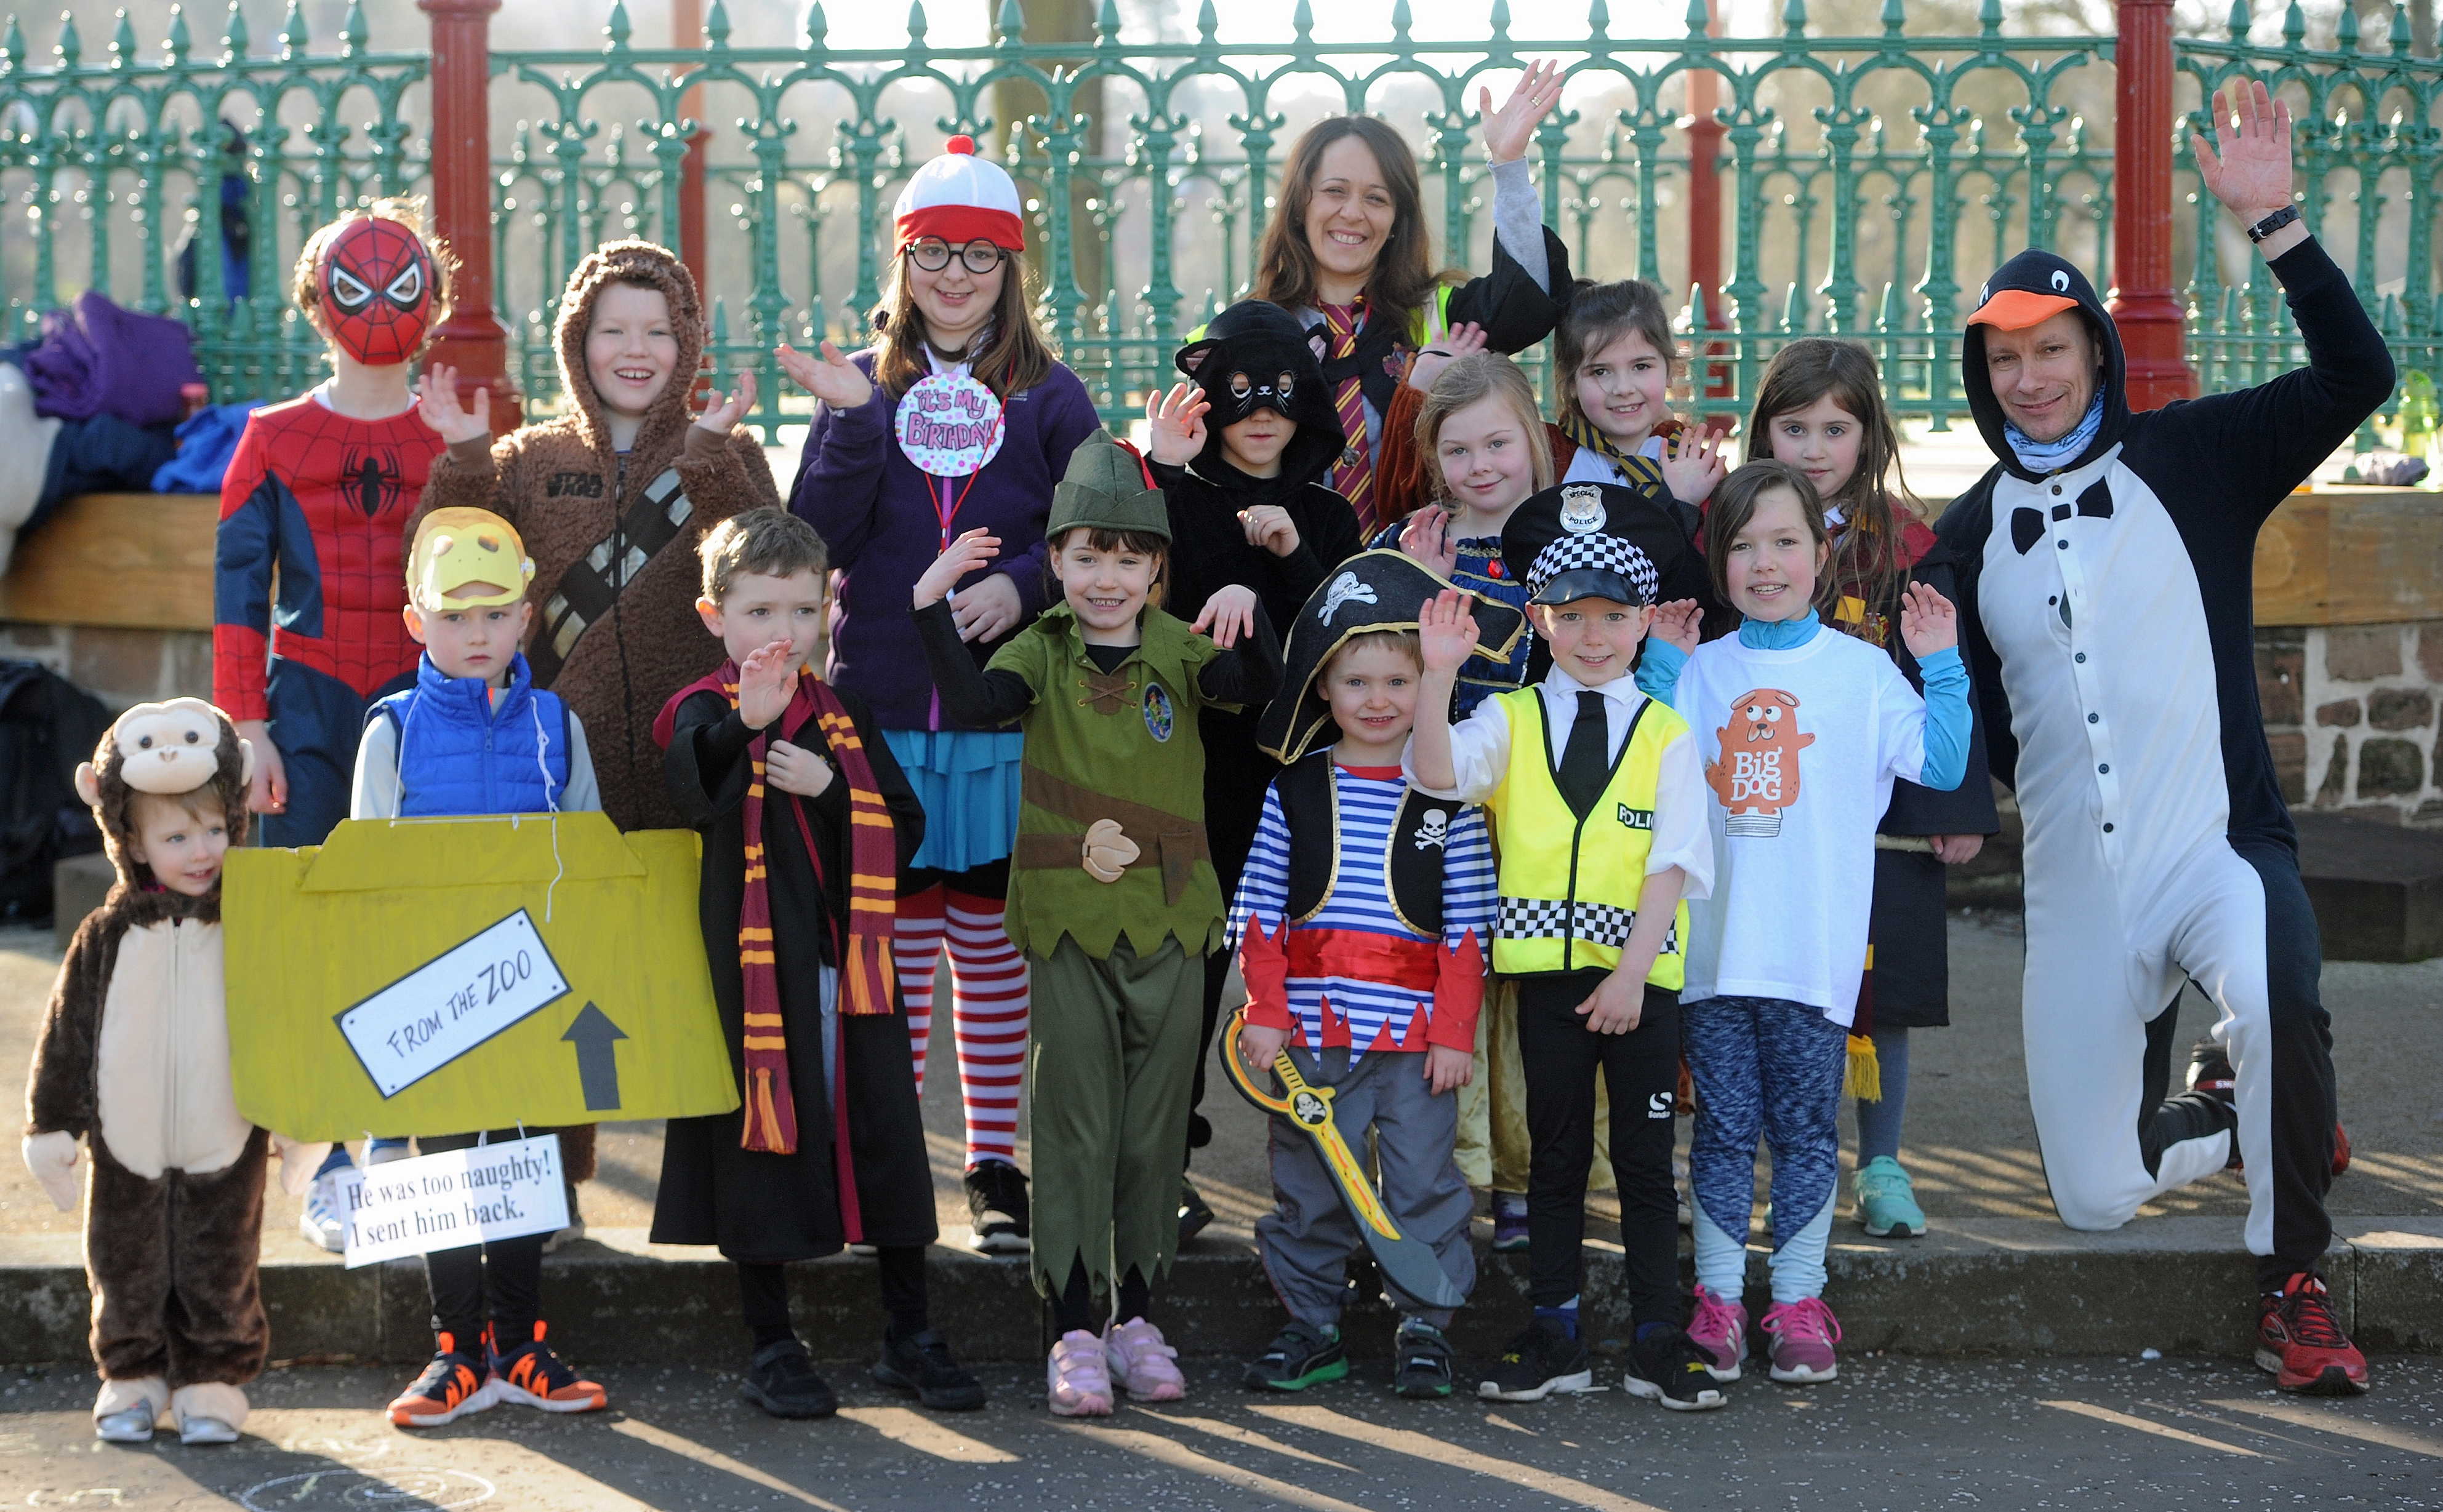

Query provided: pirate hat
[1173,299,1345,481]
[1257,548,1526,763]
[1501,478,1699,606]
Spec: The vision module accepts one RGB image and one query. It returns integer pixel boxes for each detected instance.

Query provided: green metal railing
[486,0,2117,435]
[2180,1,2443,413]
[0,0,2428,442]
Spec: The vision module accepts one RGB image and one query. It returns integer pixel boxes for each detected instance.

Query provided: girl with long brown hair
[778,138,1107,1264]
[1741,338,1997,1244]
[1249,63,1574,537]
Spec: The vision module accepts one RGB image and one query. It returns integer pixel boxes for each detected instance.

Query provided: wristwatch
[2245,205,2301,243]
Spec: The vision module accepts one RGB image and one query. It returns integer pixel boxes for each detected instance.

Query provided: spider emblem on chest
[340,449,406,519]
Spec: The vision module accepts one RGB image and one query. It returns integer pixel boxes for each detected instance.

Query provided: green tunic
[987,603,1232,961]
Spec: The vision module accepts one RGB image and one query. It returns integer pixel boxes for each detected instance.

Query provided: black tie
[1556,690,1611,818]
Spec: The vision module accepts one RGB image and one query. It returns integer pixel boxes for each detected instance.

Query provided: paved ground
[2,1356,2441,1510]
[7,909,2438,1258]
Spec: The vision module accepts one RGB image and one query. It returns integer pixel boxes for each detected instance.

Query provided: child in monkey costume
[22,699,318,1444]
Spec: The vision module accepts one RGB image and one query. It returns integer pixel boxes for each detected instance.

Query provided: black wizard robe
[650,686,937,1261]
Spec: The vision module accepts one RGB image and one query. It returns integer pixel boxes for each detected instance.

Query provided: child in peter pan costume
[912,433,1285,1417]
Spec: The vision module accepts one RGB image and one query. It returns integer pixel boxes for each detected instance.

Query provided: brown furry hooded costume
[22,699,281,1439]
[412,238,779,835]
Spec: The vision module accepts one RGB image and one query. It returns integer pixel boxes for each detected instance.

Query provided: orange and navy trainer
[388,1331,497,1428]
[488,1322,608,1414]
[2256,1273,2370,1396]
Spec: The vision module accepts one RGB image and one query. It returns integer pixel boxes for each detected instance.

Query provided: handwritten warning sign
[336,1134,569,1267]
[894,370,1005,476]
[335,911,571,1097]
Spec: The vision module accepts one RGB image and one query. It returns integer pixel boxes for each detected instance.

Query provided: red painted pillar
[1682,3,1731,415]
[674,0,709,294]
[2108,0,2194,410]
[420,0,521,432]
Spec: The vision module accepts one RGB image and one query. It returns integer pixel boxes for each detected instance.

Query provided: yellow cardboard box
[225,814,739,1140]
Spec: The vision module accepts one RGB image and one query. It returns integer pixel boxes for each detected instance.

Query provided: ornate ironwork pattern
[0,0,2421,444]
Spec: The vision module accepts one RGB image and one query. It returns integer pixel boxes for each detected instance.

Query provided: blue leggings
[1684,996,1848,1305]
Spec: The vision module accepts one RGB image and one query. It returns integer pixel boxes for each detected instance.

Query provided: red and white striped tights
[894,885,1029,1170]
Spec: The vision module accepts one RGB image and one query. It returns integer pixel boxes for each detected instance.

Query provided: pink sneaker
[1759,1297,1842,1384]
[1103,1318,1187,1402]
[1687,1284,1747,1382]
[1046,1330,1113,1417]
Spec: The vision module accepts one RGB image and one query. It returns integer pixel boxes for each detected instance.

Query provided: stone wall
[2259,622,2443,825]
[2,622,212,711]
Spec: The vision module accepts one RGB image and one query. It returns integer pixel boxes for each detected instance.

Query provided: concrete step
[7,1218,2438,1368]
[2297,810,2443,962]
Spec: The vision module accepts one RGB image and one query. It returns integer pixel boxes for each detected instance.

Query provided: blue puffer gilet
[371,651,572,817]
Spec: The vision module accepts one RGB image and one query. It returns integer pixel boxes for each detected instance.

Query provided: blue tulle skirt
[881,727,1027,873]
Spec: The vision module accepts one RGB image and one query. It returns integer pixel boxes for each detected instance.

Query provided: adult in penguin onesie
[1935,80,2389,1396]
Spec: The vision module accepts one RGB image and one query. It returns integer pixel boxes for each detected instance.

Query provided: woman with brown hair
[780,138,1106,1259]
[1250,63,1575,537]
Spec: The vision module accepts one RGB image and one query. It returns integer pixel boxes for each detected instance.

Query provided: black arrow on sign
[562,1002,628,1112]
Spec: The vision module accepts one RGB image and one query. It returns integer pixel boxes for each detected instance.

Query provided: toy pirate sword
[1219,1015,1467,1309]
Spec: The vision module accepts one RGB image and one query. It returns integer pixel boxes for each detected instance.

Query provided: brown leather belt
[1011,765,1211,906]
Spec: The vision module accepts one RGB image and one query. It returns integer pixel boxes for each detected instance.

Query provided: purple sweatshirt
[788,350,1105,730]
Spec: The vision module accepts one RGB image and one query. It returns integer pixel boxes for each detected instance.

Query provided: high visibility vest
[1483,687,1690,986]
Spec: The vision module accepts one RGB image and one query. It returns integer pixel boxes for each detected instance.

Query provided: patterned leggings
[1683,995,1848,1305]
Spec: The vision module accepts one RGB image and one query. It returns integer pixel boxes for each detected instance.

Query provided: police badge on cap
[1258,550,1525,763]
[1558,484,1607,535]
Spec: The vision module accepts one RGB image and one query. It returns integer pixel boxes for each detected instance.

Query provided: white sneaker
[94,1406,153,1442]
[299,1167,349,1253]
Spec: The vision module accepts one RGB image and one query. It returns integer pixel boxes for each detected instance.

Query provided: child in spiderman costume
[212,198,454,850]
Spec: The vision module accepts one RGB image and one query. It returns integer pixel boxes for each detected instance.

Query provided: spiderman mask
[318,217,434,366]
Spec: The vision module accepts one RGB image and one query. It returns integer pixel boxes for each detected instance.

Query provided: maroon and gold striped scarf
[656,662,899,1154]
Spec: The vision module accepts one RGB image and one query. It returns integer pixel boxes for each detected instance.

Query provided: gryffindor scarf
[655,663,898,1154]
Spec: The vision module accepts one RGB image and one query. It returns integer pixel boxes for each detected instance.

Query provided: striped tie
[1321,300,1378,535]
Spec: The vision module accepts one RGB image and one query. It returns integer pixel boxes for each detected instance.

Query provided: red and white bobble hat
[893,135,1026,254]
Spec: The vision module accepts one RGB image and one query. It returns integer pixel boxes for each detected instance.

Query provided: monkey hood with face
[73,698,254,893]
[1935,233,2393,1289]
[26,698,275,1425]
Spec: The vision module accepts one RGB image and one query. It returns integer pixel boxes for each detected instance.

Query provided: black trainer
[1242,1320,1349,1391]
[2190,1040,2353,1177]
[742,1337,836,1419]
[872,1327,987,1412]
[1393,1320,1456,1399]
[2185,1041,2244,1169]
[1622,1326,1729,1412]
[964,1161,1031,1254]
[1476,1318,1592,1402]
[1178,1177,1215,1244]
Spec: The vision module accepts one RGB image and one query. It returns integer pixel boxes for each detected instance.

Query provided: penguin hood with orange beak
[1959,247,2126,483]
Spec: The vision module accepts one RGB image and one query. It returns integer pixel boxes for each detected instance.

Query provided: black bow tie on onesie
[2010,477,2117,553]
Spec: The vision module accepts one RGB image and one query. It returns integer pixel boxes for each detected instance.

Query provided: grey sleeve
[560,711,603,814]
[1488,158,1550,295]
[349,717,402,821]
